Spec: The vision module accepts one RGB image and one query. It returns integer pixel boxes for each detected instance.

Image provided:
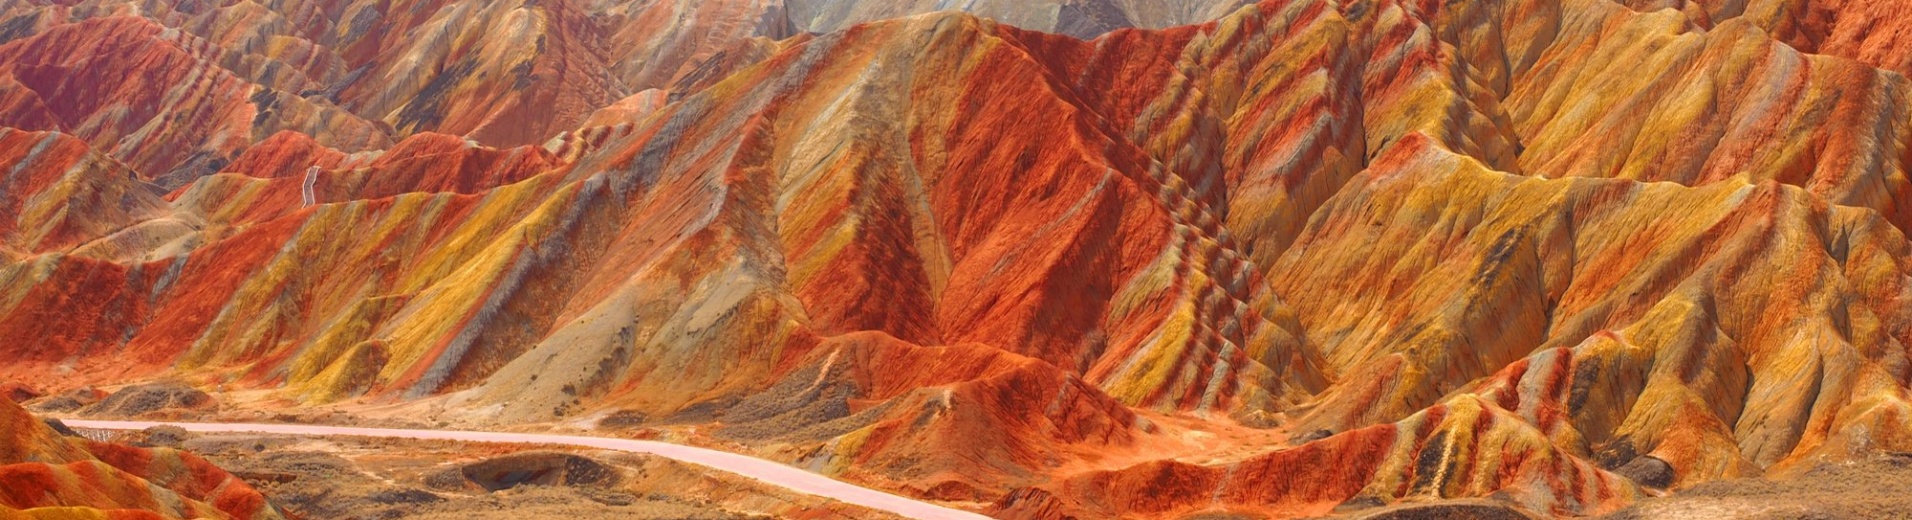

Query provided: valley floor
[1596,454,1912,520]
[68,427,918,520]
[49,408,1912,520]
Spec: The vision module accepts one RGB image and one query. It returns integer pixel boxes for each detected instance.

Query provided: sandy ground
[114,431,912,520]
[1598,453,1912,520]
[1285,455,1912,520]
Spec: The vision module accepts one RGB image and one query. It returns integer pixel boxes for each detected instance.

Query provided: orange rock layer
[4,0,1912,518]
[0,399,284,520]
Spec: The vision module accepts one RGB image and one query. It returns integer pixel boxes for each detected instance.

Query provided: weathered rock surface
[2,0,1912,518]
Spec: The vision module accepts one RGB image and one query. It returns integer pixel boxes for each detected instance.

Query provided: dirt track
[65,419,990,520]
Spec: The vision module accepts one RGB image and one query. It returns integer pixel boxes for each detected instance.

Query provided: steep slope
[3,0,1912,518]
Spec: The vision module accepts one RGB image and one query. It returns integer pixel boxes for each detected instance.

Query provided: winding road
[63,420,993,520]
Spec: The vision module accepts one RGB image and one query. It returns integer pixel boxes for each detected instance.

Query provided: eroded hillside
[2,0,1911,518]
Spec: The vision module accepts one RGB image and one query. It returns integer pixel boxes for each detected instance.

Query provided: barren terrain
[88,427,913,520]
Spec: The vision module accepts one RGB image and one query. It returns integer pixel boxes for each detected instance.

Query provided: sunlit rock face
[4,0,1912,518]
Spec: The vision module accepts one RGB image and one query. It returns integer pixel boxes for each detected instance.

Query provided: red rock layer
[221,131,355,180]
[1,0,1911,518]
[597,0,794,91]
[717,332,1146,500]
[1625,0,1912,77]
[996,396,1637,519]
[0,15,388,187]
[175,132,562,228]
[0,129,168,256]
[0,398,284,520]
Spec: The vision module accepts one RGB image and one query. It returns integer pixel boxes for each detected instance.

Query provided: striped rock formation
[783,0,1251,37]
[994,394,1643,519]
[0,14,389,187]
[0,399,285,520]
[0,0,1246,185]
[1619,0,1912,76]
[4,0,1912,518]
[0,129,171,259]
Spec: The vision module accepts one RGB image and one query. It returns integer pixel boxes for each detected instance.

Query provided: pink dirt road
[63,420,994,520]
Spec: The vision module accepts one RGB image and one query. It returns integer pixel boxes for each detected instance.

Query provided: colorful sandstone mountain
[782,0,1253,37]
[4,0,1912,518]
